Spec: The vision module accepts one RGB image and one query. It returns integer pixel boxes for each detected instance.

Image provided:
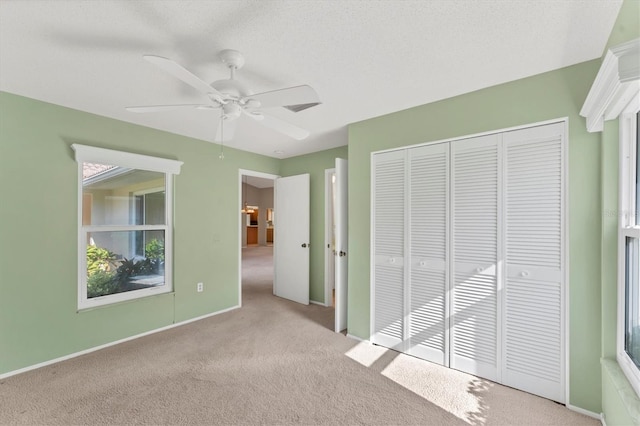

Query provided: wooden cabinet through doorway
[247,227,258,245]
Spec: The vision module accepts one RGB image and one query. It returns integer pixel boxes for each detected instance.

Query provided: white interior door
[502,122,565,402]
[371,150,405,351]
[274,174,310,305]
[407,143,449,365]
[334,158,348,332]
[450,134,501,382]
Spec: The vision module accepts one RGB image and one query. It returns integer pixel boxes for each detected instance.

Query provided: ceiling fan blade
[215,117,238,142]
[125,104,214,113]
[246,111,310,140]
[249,85,321,111]
[143,55,224,100]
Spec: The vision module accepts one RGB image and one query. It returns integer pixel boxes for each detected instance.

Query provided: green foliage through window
[86,245,116,276]
[87,270,119,298]
[86,242,164,298]
[145,239,165,274]
[145,239,164,261]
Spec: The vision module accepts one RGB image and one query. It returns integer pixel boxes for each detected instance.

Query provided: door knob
[301,243,307,248]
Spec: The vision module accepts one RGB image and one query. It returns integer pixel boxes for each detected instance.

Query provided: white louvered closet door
[371,150,406,350]
[450,134,501,381]
[407,143,449,365]
[503,122,565,403]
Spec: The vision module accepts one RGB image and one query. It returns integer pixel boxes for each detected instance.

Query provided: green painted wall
[280,146,348,303]
[347,61,603,411]
[600,1,640,424]
[0,91,280,374]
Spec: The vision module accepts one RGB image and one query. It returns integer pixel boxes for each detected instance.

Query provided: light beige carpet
[0,246,597,425]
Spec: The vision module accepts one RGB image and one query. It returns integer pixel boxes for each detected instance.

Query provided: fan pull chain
[218,109,225,160]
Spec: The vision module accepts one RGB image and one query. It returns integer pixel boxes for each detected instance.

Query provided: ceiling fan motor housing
[211,79,250,100]
[211,78,251,120]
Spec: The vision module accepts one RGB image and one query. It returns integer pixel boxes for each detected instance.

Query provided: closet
[371,121,565,403]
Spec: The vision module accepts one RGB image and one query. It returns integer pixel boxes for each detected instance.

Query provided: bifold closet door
[503,122,565,403]
[371,122,565,403]
[450,134,501,381]
[371,150,405,350]
[407,143,449,365]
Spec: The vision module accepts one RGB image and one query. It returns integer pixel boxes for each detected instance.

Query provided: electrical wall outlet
[197,282,203,292]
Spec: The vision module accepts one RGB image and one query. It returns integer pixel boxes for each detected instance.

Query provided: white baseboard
[309,300,327,307]
[0,304,240,380]
[601,413,607,426]
[566,404,600,420]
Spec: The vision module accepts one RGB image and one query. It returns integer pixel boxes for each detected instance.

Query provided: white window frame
[130,186,165,256]
[72,144,182,310]
[618,105,640,397]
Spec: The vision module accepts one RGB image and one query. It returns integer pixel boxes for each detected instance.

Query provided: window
[580,37,640,399]
[72,144,182,309]
[619,110,640,396]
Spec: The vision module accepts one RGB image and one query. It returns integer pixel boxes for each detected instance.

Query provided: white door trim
[370,117,569,156]
[324,168,336,308]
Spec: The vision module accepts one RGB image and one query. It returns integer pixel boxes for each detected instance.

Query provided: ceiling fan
[126,49,321,141]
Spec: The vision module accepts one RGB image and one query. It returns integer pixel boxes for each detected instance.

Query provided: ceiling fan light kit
[126,49,321,143]
[222,102,242,120]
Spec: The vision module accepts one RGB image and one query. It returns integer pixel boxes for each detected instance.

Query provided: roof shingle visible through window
[82,163,116,180]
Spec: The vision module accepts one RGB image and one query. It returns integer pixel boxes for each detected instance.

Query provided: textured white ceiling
[0,0,622,159]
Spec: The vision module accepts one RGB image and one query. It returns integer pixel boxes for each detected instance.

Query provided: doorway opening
[238,169,278,307]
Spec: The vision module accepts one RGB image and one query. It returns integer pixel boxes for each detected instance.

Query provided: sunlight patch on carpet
[344,341,389,367]
[380,353,487,425]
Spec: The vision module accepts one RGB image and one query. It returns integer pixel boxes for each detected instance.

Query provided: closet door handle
[520,271,530,278]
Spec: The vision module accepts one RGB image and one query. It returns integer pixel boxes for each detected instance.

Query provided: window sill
[602,358,640,424]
